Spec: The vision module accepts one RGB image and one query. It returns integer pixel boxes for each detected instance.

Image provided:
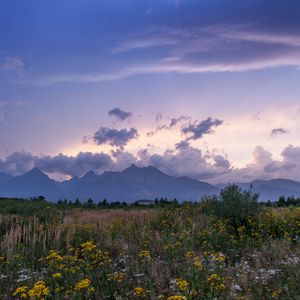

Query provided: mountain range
[1,164,300,202]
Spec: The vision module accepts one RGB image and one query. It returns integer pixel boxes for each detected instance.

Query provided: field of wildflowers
[0,195,300,299]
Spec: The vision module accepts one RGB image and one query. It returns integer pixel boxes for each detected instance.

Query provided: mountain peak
[128,163,139,170]
[82,170,96,178]
[25,168,47,178]
[121,164,165,178]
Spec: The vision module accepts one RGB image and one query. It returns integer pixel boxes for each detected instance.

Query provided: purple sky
[1,0,300,183]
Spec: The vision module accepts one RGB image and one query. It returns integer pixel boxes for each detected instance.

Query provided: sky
[1,0,300,183]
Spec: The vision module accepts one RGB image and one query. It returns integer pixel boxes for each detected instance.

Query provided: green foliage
[205,184,260,237]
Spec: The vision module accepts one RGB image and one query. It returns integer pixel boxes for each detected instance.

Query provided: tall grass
[0,200,299,299]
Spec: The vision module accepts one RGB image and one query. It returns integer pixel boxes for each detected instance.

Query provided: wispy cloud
[271,128,289,138]
[1,56,24,73]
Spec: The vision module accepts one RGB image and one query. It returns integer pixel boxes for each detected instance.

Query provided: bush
[206,184,260,237]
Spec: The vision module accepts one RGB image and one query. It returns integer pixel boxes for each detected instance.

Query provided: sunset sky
[1,0,300,183]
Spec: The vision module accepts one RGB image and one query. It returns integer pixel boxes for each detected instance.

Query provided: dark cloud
[281,145,300,162]
[137,143,231,181]
[213,155,231,170]
[0,151,114,177]
[108,107,132,121]
[271,128,289,137]
[36,152,114,177]
[182,117,223,141]
[175,140,190,150]
[93,127,138,147]
[3,143,300,183]
[0,150,36,175]
[147,115,191,137]
[155,113,163,122]
[169,115,190,127]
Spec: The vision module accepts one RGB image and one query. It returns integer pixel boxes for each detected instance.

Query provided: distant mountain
[0,173,12,184]
[217,178,300,201]
[0,165,218,202]
[0,168,59,199]
[1,166,300,202]
[251,178,300,201]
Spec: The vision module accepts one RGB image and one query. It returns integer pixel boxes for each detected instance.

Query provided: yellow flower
[175,278,188,292]
[109,272,125,283]
[52,272,62,279]
[193,256,203,270]
[167,296,187,300]
[0,256,4,261]
[272,289,282,299]
[28,281,49,299]
[91,250,111,265]
[214,252,226,262]
[46,250,63,262]
[133,287,146,297]
[186,251,196,258]
[54,287,64,293]
[207,273,221,284]
[13,286,28,297]
[138,250,150,259]
[81,241,96,252]
[75,278,91,291]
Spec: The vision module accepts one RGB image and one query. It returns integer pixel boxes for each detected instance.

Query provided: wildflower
[138,250,150,259]
[272,289,282,299]
[167,296,187,300]
[109,272,125,283]
[46,250,63,262]
[133,287,146,297]
[52,272,62,279]
[91,250,111,265]
[214,252,226,262]
[186,251,196,258]
[175,278,188,292]
[207,273,221,284]
[28,281,49,299]
[13,286,28,298]
[0,256,4,261]
[81,241,96,252]
[75,278,91,290]
[193,256,203,270]
[54,287,64,293]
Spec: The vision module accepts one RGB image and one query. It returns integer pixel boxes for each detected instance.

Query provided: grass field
[0,189,300,299]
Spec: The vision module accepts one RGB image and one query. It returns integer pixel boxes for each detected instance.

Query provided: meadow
[0,185,300,300]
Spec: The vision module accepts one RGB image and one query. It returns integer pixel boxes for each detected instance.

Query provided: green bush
[206,184,260,237]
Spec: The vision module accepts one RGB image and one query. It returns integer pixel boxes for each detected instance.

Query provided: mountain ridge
[1,166,300,202]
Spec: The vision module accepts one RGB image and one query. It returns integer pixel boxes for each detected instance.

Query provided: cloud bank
[2,144,300,184]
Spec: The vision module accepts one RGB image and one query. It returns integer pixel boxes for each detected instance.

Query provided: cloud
[93,127,138,147]
[182,117,223,141]
[0,150,114,177]
[169,115,190,127]
[147,115,191,137]
[1,56,24,73]
[3,143,300,183]
[108,107,132,121]
[155,113,163,122]
[8,1,300,85]
[271,128,289,137]
[281,144,300,163]
[137,143,231,180]
[0,100,7,122]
